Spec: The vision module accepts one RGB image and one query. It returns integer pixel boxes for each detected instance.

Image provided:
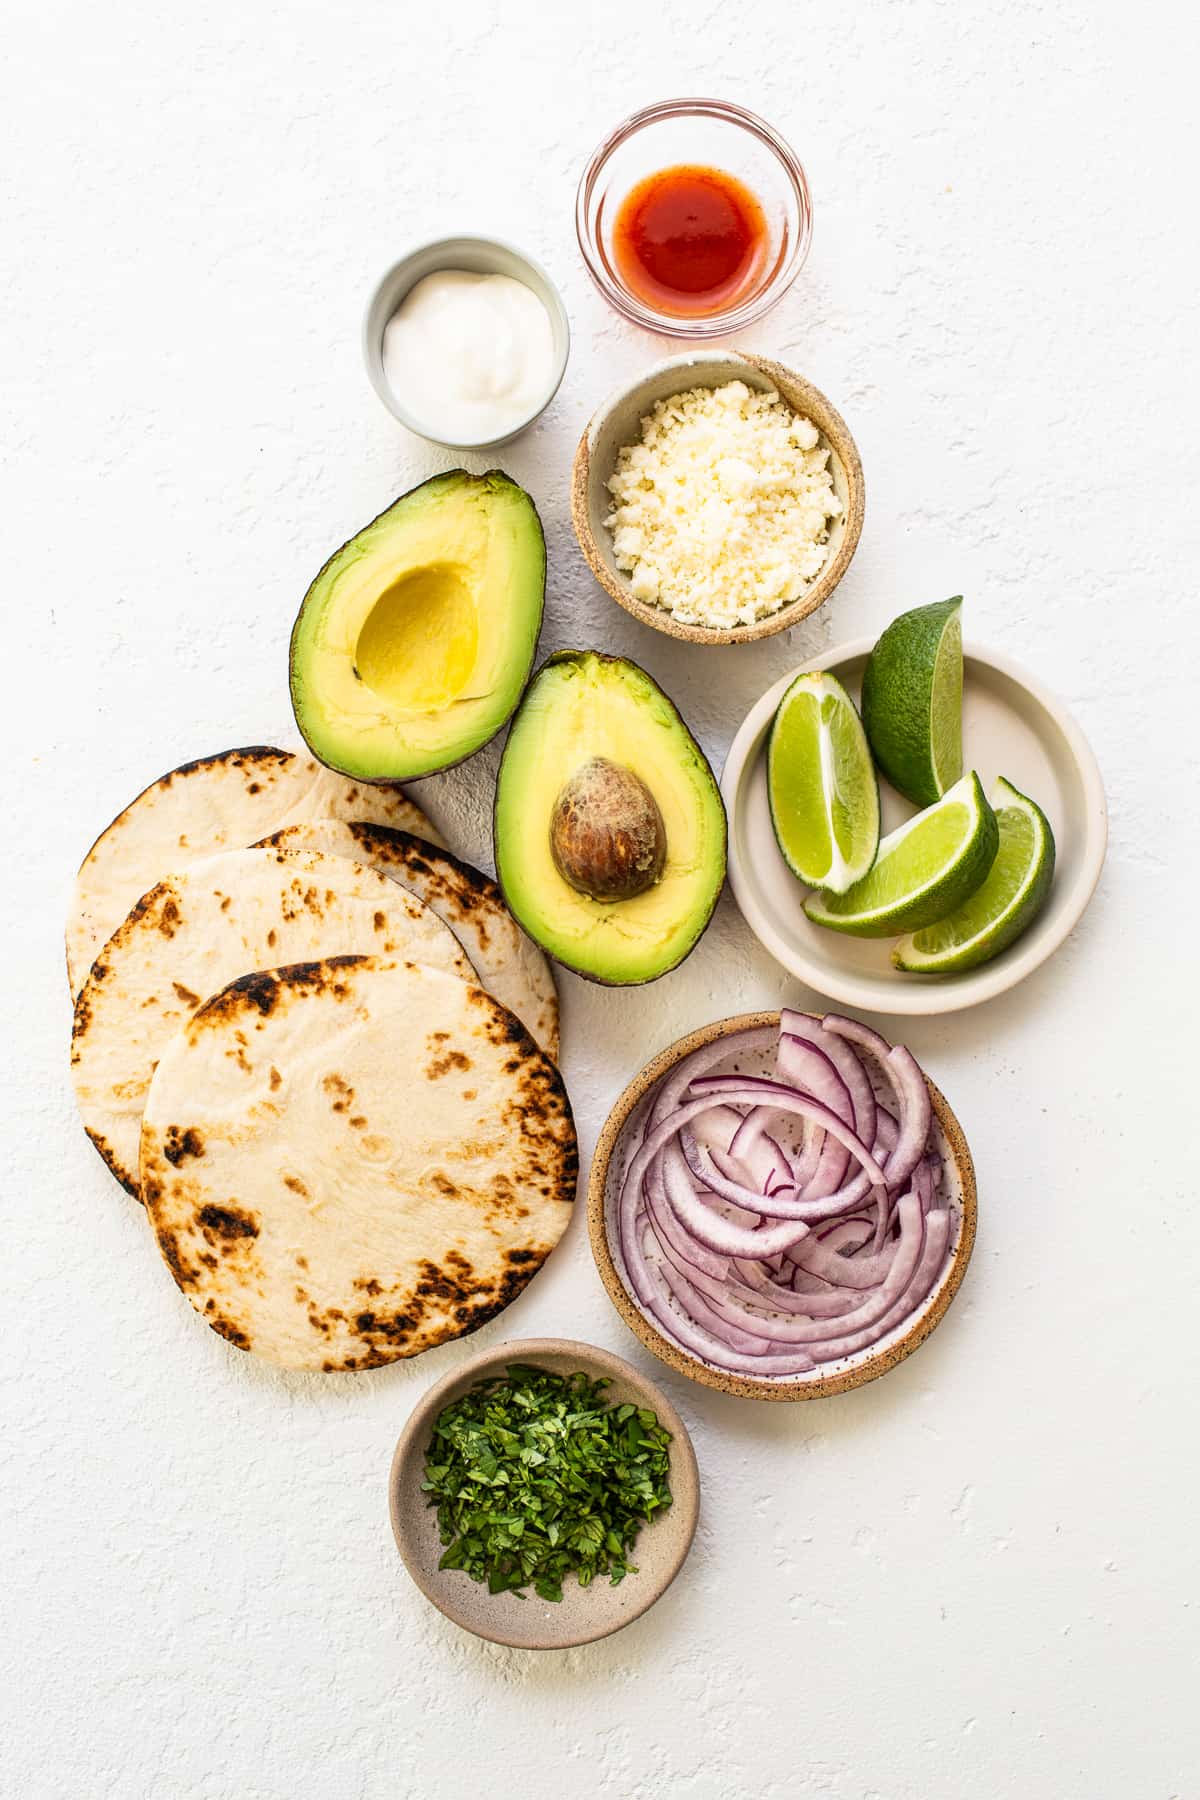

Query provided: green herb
[422,1364,674,1602]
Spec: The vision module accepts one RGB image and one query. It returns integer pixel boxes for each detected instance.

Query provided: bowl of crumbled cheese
[571,351,864,644]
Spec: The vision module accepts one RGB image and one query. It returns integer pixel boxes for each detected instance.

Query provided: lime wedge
[804,771,998,937]
[767,671,880,894]
[861,598,963,806]
[893,777,1055,972]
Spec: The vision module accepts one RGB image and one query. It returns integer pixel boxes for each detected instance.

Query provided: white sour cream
[381,269,557,445]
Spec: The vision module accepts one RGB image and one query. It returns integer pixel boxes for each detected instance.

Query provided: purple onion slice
[660,1140,810,1258]
[782,1008,878,1145]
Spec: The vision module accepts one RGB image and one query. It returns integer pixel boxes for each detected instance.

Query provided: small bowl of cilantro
[389,1338,700,1648]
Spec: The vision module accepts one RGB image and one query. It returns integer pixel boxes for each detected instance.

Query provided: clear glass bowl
[576,98,812,339]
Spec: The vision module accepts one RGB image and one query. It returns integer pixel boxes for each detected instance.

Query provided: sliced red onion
[687,1102,746,1155]
[655,1235,854,1327]
[879,1047,932,1187]
[818,1012,893,1065]
[616,1092,770,1306]
[643,1158,731,1282]
[811,1216,875,1249]
[644,1222,779,1354]
[771,1039,855,1198]
[649,1028,777,1129]
[726,1105,779,1165]
[791,1262,842,1295]
[691,1134,879,1227]
[681,1133,767,1214]
[718,1122,794,1196]
[684,1194,923,1346]
[702,1273,862,1335]
[667,1149,760,1230]
[822,1015,932,1193]
[731,1258,860,1318]
[781,1009,878,1148]
[661,1141,809,1258]
[789,1208,951,1363]
[793,1225,897,1290]
[790,1122,824,1192]
[800,1133,851,1201]
[775,1035,854,1123]
[614,1015,957,1381]
[649,1262,820,1374]
[688,1078,889,1188]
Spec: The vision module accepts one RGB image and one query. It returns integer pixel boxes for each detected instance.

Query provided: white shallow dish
[721,639,1107,1015]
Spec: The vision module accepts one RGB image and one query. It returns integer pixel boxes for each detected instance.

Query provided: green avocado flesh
[494,651,727,984]
[289,470,545,780]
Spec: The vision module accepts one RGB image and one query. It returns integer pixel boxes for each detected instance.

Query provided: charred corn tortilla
[140,957,577,1370]
[257,821,558,1061]
[66,747,446,994]
[72,846,473,1198]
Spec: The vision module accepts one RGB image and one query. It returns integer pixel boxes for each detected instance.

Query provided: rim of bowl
[361,233,571,450]
[587,1010,978,1401]
[575,97,813,338]
[570,349,864,645]
[721,638,1109,1014]
[388,1336,700,1648]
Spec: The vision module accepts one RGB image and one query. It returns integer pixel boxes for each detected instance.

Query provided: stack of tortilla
[68,748,575,1372]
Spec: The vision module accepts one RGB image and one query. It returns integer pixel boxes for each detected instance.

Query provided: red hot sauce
[612,163,768,317]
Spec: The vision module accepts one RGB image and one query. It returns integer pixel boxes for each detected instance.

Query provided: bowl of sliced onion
[587,1010,976,1400]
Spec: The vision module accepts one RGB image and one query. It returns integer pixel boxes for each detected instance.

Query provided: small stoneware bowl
[721,639,1108,1015]
[588,1011,977,1402]
[570,350,864,645]
[389,1336,699,1649]
[363,234,570,451]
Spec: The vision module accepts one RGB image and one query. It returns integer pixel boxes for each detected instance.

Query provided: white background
[4,3,1197,1796]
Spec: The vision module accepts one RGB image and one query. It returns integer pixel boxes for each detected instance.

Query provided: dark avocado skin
[288,469,547,784]
[492,650,728,987]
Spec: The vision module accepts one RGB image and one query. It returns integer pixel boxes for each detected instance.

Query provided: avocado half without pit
[494,651,727,985]
[289,469,546,781]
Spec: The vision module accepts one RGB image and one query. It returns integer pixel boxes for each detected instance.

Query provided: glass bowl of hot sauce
[576,98,812,339]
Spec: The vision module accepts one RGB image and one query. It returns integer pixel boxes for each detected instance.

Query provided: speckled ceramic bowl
[570,349,864,645]
[389,1337,699,1649]
[588,1012,976,1401]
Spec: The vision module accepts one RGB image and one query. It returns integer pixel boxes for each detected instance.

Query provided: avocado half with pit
[494,650,727,985]
[289,470,545,781]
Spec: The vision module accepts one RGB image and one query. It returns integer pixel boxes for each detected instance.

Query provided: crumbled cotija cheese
[604,380,842,629]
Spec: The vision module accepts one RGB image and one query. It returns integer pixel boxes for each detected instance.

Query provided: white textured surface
[3,4,1197,1796]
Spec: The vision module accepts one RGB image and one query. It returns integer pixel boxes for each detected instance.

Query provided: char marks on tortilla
[66,746,446,994]
[141,957,578,1370]
[257,820,558,1060]
[71,847,474,1197]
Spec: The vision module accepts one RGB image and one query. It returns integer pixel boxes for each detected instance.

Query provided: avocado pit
[550,758,667,903]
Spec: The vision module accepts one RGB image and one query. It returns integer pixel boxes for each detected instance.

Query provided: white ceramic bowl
[362,234,570,450]
[721,640,1107,1015]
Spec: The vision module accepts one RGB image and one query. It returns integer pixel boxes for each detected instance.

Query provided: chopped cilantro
[422,1364,674,1602]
